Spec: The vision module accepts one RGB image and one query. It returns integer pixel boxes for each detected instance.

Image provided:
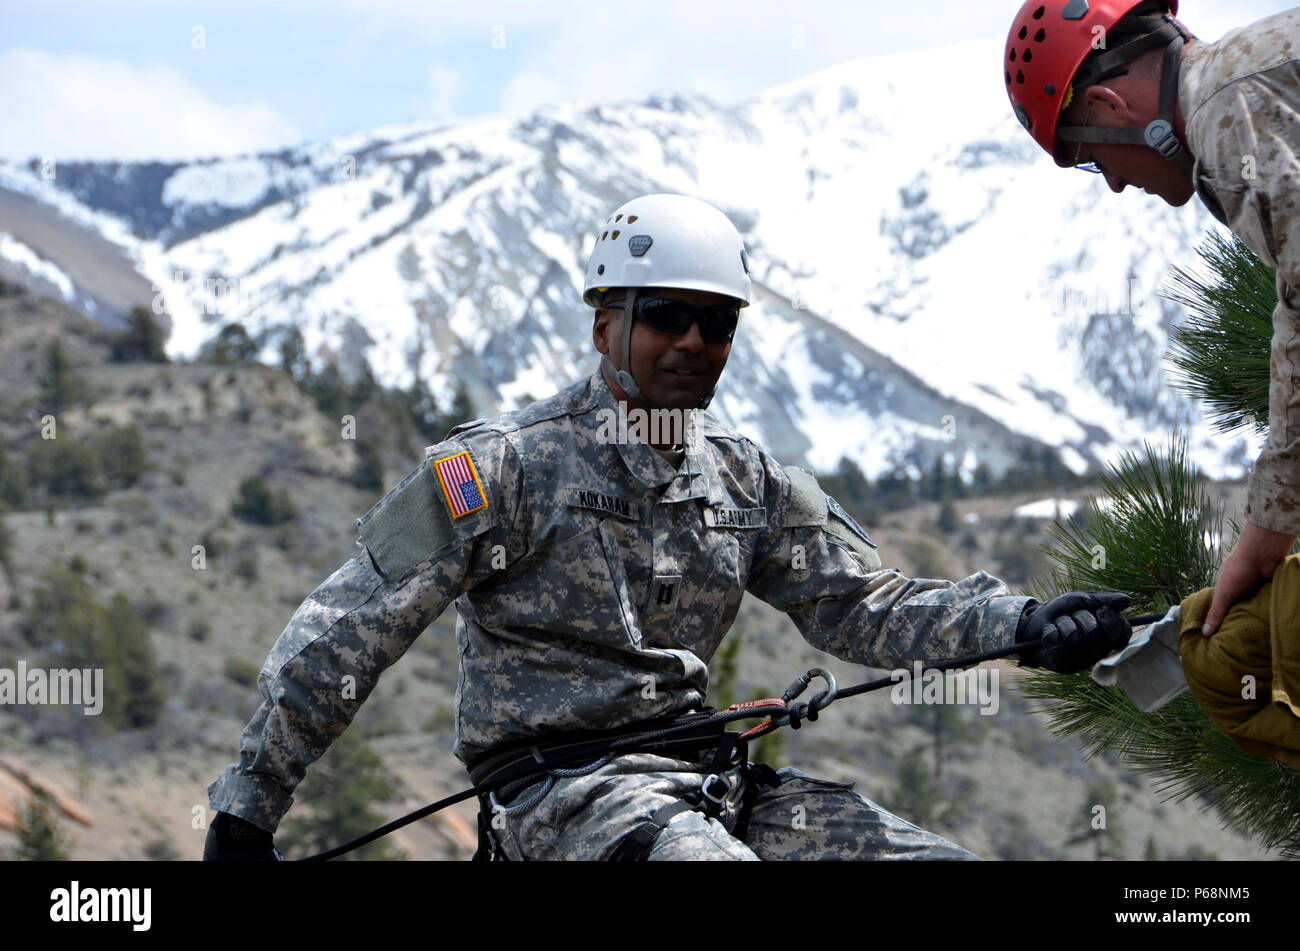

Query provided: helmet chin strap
[1056,16,1195,177]
[603,286,716,413]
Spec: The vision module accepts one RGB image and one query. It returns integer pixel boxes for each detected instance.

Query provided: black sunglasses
[606,296,740,341]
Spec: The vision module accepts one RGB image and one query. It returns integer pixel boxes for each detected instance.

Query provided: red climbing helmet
[1004,0,1181,166]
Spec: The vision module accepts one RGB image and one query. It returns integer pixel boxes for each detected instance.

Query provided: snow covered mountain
[0,37,1252,481]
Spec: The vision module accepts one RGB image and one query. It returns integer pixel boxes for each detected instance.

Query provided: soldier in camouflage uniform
[205,193,1132,861]
[1003,0,1300,637]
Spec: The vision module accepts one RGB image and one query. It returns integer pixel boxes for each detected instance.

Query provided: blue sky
[1,0,1292,160]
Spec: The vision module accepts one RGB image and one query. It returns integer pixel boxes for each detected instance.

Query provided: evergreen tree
[353,440,386,492]
[303,362,350,420]
[836,456,872,506]
[449,381,475,429]
[710,633,742,712]
[430,381,477,440]
[817,457,878,528]
[27,438,107,502]
[98,424,148,489]
[13,788,69,861]
[1023,234,1300,858]
[891,748,946,828]
[278,326,311,381]
[27,565,166,731]
[937,499,959,536]
[37,340,83,415]
[277,728,406,860]
[925,456,949,502]
[202,323,258,365]
[351,361,380,409]
[0,444,26,508]
[400,373,441,442]
[874,465,918,512]
[1144,835,1159,861]
[232,475,297,526]
[109,307,169,363]
[1065,778,1124,860]
[106,593,166,729]
[0,511,11,575]
[902,700,973,781]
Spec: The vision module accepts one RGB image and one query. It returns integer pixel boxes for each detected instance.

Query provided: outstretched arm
[743,458,1030,671]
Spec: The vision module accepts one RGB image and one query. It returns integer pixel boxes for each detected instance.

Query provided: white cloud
[499,69,567,116]
[357,0,1296,119]
[2,1,1288,160]
[497,39,686,117]
[0,49,302,161]
[428,64,465,120]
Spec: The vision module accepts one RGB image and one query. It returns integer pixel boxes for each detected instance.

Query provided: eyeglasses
[605,296,740,342]
[1070,101,1103,174]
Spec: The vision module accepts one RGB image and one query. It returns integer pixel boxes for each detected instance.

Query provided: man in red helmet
[1004,0,1300,637]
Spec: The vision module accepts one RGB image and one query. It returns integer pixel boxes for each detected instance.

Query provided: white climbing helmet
[582,194,752,308]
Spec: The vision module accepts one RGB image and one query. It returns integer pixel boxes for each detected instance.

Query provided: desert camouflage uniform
[1181,8,1300,533]
[208,367,1030,859]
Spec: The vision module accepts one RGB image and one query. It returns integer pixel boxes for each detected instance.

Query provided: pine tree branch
[1028,427,1300,856]
[1162,231,1276,436]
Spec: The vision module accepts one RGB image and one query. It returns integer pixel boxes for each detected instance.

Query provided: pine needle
[1162,231,1276,436]
[1034,438,1221,614]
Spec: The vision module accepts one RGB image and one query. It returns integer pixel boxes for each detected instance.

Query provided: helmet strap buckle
[1143,118,1181,158]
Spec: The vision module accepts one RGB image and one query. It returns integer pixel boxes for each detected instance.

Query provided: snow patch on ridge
[0,232,75,300]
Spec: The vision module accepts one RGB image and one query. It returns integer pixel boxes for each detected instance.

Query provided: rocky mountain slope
[0,37,1253,489]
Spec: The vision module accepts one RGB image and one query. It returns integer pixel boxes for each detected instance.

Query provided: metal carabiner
[782,667,838,710]
[772,667,838,728]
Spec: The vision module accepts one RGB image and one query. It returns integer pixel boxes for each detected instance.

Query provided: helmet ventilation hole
[1018,26,1028,40]
[626,215,638,223]
[597,264,605,275]
[615,214,623,222]
[1005,70,1011,85]
[1016,70,1025,84]
[1010,48,1016,61]
[1034,28,1046,42]
[1032,5,1045,19]
[1022,48,1032,62]
[602,231,608,240]
[612,230,620,239]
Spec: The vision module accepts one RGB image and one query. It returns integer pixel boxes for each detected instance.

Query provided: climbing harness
[300,611,1165,861]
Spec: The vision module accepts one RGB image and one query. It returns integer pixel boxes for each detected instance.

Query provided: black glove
[1015,591,1132,673]
[203,812,284,861]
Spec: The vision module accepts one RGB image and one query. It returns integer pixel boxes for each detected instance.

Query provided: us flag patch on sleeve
[433,450,488,518]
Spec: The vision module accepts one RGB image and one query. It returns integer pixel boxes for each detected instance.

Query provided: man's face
[1061,86,1197,206]
[593,287,737,410]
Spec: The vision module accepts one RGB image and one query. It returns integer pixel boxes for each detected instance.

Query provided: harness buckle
[700,773,732,805]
